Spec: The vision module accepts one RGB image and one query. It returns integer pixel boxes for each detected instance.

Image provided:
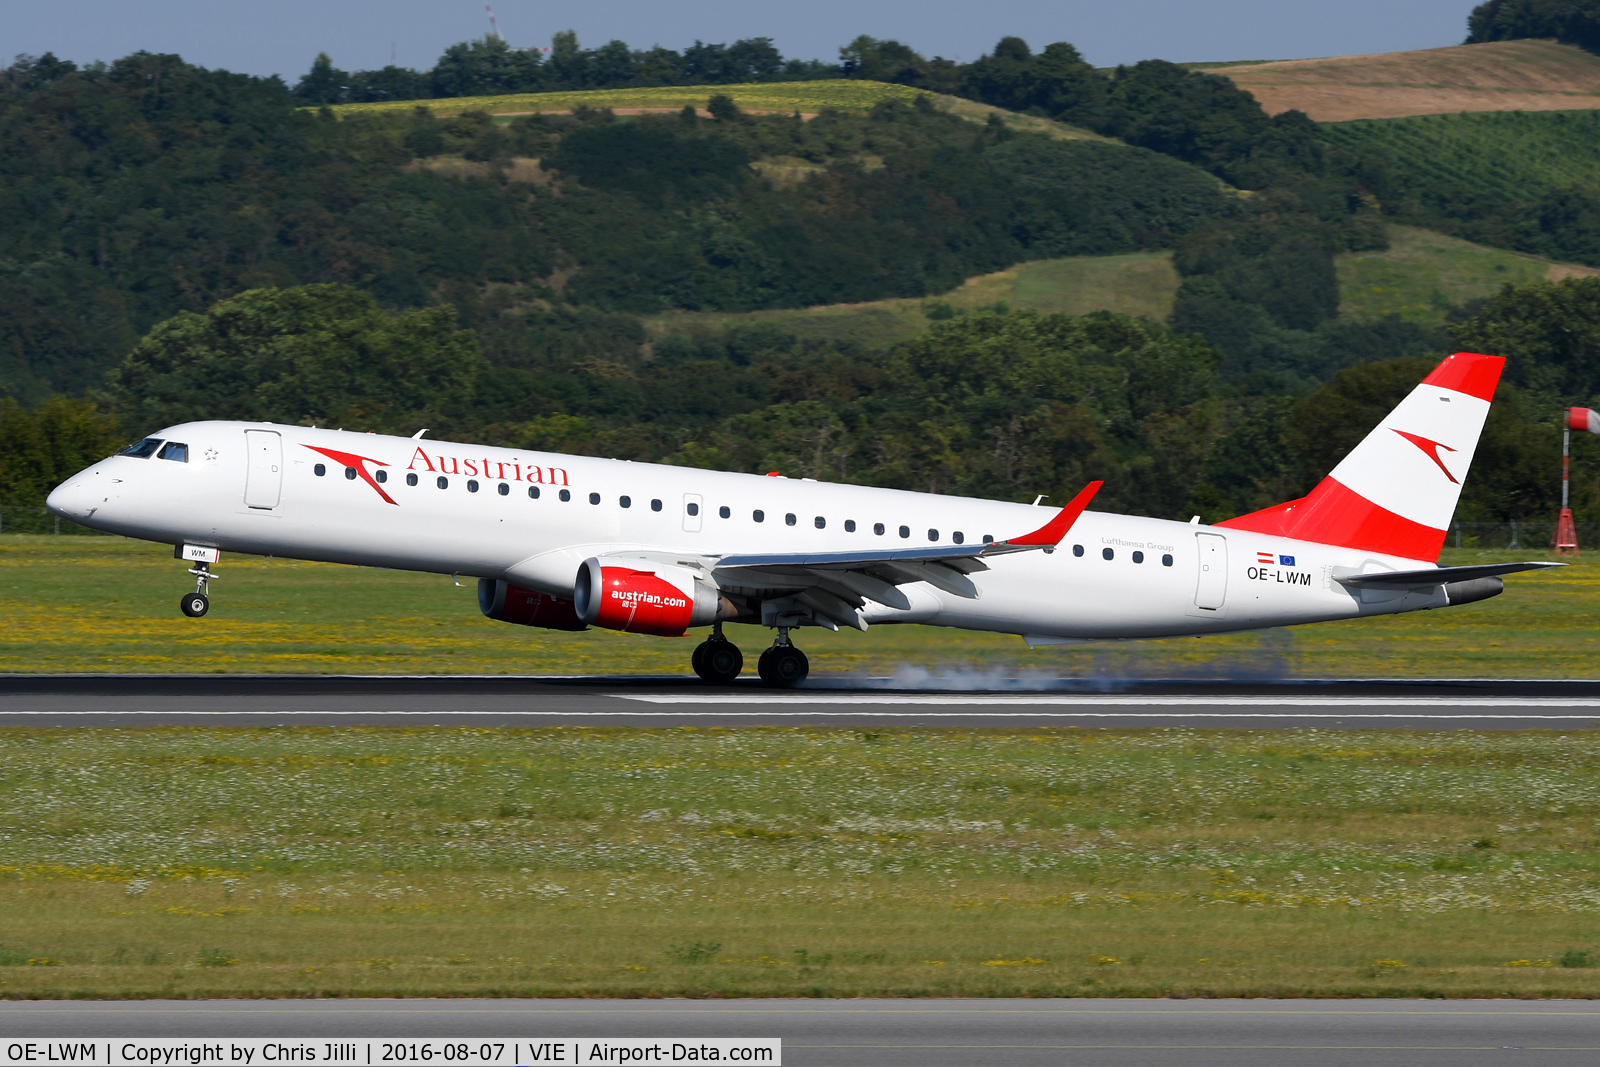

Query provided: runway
[4,998,1599,1066]
[1,674,1599,728]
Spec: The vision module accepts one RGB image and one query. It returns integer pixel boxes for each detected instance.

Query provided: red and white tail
[1217,352,1504,561]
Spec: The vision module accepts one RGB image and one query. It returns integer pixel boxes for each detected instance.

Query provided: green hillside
[648,225,1600,346]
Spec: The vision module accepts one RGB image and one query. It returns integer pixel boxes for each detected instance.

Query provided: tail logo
[1392,429,1459,484]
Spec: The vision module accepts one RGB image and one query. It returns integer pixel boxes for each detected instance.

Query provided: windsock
[1569,408,1600,435]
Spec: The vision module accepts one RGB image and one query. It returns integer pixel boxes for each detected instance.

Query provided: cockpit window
[157,442,188,463]
[119,437,163,458]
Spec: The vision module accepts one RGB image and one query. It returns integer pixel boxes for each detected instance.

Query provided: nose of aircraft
[46,468,102,521]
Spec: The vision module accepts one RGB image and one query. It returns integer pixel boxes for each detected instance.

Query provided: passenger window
[719,505,731,518]
[898,526,910,539]
[785,513,797,526]
[157,442,188,462]
[651,499,662,511]
[927,529,938,542]
[874,523,885,536]
[1072,544,1084,556]
[953,532,964,544]
[753,510,765,523]
[1102,548,1114,560]
[119,438,163,459]
[314,464,326,477]
[528,486,540,499]
[814,516,825,529]
[376,470,388,484]
[1162,553,1174,567]
[347,467,358,481]
[436,476,449,489]
[559,489,571,502]
[497,482,509,495]
[589,492,601,505]
[620,495,631,508]
[686,501,699,516]
[844,520,856,532]
[467,479,479,492]
[1133,551,1145,564]
[982,534,994,544]
[406,473,418,487]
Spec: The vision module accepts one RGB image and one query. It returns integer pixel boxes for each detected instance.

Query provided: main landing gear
[691,624,744,685]
[179,561,215,618]
[690,625,810,688]
[757,629,809,688]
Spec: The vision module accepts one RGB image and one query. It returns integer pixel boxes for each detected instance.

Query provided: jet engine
[478,578,588,631]
[573,557,732,636]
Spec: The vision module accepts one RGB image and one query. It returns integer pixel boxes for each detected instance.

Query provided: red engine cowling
[478,578,588,631]
[573,557,719,636]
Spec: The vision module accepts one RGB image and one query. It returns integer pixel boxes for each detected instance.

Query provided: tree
[107,285,483,435]
[292,53,350,104]
[430,36,543,97]
[1450,276,1600,399]
[0,396,125,506]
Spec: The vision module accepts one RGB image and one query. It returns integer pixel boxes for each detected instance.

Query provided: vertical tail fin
[1216,352,1504,561]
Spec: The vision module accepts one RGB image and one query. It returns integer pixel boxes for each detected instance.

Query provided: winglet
[1005,481,1102,547]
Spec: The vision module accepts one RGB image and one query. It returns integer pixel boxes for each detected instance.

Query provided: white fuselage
[46,421,1453,640]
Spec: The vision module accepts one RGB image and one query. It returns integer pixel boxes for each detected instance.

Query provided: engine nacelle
[573,557,725,636]
[478,578,588,631]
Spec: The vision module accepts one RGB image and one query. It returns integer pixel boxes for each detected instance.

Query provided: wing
[711,481,1102,631]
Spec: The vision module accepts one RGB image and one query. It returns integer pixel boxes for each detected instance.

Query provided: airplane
[46,351,1560,687]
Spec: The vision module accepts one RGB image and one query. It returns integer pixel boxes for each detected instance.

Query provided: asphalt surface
[1,674,1599,728]
[3,998,1599,1066]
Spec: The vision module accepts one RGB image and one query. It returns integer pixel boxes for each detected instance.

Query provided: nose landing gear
[176,545,219,618]
[691,623,744,684]
[756,628,809,688]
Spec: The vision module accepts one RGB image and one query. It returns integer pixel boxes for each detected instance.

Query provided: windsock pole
[1556,412,1579,556]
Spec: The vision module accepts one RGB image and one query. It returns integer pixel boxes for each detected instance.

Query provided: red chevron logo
[303,445,397,504]
[1392,429,1459,484]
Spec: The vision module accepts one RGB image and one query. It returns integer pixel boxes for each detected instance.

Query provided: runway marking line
[625,694,1600,706]
[7,1005,1600,1016]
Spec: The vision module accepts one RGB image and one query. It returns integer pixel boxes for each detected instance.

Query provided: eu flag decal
[1279,554,1296,566]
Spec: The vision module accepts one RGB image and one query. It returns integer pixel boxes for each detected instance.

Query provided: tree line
[4,275,1591,529]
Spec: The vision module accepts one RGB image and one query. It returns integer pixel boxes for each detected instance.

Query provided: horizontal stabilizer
[1337,562,1564,588]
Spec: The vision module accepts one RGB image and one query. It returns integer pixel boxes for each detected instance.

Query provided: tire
[691,640,710,680]
[702,641,743,684]
[757,645,808,688]
[180,593,209,618]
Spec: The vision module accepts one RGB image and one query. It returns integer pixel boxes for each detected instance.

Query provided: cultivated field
[1322,108,1600,208]
[0,536,1594,679]
[326,79,929,119]
[5,726,1600,998]
[1337,225,1600,326]
[1205,40,1600,121]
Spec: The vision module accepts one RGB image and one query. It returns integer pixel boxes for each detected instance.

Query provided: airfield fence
[0,506,102,535]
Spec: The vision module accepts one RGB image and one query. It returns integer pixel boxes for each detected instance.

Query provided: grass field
[0,535,1595,679]
[645,253,1180,350]
[326,80,930,119]
[1337,225,1600,326]
[1206,40,1600,121]
[6,726,1600,998]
